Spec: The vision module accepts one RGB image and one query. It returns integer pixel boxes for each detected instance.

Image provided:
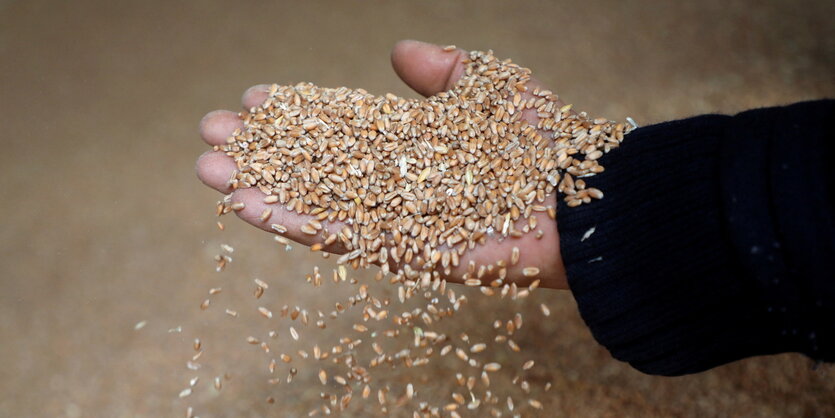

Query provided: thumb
[391,40,556,127]
[238,41,464,109]
[390,40,468,97]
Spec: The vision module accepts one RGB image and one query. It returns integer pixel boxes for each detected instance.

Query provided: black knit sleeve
[557,100,835,376]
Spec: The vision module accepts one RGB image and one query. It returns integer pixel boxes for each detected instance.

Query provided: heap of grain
[192,49,632,416]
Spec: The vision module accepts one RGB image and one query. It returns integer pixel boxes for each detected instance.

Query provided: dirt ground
[1,0,833,417]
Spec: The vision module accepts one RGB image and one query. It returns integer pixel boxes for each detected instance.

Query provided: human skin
[196,40,568,289]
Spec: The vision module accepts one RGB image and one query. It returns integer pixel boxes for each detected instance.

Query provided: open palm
[196,40,567,289]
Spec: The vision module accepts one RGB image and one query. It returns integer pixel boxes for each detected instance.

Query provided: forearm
[558,100,835,375]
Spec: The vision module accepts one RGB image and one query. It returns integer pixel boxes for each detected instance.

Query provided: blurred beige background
[1,0,833,417]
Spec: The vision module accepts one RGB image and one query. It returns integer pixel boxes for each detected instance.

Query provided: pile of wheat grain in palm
[183,50,632,417]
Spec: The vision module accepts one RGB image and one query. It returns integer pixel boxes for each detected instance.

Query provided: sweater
[558,100,835,376]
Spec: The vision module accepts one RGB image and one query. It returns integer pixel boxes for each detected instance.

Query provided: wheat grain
[194,47,634,416]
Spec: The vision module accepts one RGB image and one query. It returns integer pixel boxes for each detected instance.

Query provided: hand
[196,40,567,289]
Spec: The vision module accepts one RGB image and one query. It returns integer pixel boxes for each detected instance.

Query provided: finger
[196,151,236,193]
[230,187,349,254]
[242,84,271,109]
[199,110,243,146]
[390,40,467,97]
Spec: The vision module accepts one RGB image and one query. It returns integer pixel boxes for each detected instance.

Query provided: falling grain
[581,226,596,242]
[483,363,502,372]
[258,307,273,319]
[290,326,299,341]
